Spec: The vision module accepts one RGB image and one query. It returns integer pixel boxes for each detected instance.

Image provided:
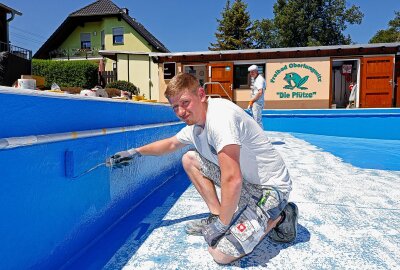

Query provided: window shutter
[112,27,124,36]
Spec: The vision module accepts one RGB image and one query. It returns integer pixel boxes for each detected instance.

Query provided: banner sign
[267,59,330,100]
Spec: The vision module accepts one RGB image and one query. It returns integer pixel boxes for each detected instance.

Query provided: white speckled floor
[103,132,400,270]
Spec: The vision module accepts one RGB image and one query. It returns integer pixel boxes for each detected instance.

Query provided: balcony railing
[49,47,101,59]
[0,41,32,60]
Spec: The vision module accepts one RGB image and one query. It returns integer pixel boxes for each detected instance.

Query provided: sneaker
[185,213,219,236]
[269,202,298,243]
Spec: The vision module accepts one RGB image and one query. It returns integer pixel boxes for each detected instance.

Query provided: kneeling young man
[108,73,298,264]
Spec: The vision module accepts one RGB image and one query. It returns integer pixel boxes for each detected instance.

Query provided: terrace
[0,41,32,60]
[48,47,102,60]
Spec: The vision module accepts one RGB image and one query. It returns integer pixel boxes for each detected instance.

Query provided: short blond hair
[165,73,200,99]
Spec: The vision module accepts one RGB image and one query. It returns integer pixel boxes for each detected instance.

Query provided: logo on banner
[283,72,309,90]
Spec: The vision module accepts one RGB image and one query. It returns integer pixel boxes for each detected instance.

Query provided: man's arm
[218,144,242,225]
[107,135,185,168]
[252,89,263,102]
[136,135,185,156]
[248,89,263,107]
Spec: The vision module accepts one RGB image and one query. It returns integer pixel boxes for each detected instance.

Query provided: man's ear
[198,87,206,101]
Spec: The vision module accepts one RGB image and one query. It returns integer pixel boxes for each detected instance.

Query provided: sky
[3,0,400,54]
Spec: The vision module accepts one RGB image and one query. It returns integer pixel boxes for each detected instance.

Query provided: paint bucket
[17,79,36,90]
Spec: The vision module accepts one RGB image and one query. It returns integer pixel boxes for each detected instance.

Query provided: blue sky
[4,0,400,54]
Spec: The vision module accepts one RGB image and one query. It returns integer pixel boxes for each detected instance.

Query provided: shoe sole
[286,202,298,243]
[269,202,298,243]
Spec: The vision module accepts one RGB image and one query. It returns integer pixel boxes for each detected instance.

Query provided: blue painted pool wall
[0,92,179,138]
[0,92,187,269]
[262,109,400,140]
[0,124,186,270]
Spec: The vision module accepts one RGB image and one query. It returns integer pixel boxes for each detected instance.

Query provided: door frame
[330,58,361,108]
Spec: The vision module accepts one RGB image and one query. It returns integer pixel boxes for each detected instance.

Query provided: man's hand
[106,148,141,169]
[202,218,230,247]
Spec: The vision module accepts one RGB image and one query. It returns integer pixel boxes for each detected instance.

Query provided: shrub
[106,80,139,95]
[32,59,98,89]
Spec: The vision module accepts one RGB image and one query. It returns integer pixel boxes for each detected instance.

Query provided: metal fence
[0,41,32,60]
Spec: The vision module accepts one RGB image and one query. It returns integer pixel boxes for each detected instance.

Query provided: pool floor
[291,132,400,171]
[62,132,400,269]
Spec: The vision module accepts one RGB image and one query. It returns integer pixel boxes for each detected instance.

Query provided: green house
[34,0,168,97]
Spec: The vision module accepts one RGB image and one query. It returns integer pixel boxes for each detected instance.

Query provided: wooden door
[361,56,394,108]
[206,62,233,100]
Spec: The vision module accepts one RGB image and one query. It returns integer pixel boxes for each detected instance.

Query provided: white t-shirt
[251,74,266,105]
[176,98,291,193]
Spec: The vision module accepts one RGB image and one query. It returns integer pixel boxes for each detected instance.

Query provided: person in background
[346,81,357,109]
[247,64,266,128]
[107,73,298,264]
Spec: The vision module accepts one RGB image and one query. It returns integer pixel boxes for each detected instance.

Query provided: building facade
[34,0,168,98]
[152,43,400,109]
[0,3,31,86]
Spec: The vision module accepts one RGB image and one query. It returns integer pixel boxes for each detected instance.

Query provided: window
[80,33,91,49]
[163,62,176,80]
[113,27,124,44]
[233,64,265,88]
[184,65,206,86]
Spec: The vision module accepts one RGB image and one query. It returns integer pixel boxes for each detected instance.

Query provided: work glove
[202,217,230,247]
[106,148,141,169]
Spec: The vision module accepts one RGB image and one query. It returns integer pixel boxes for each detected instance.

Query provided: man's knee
[181,150,198,170]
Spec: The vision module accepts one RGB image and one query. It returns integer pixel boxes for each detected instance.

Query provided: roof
[69,0,121,16]
[120,12,168,53]
[150,42,400,63]
[151,42,400,57]
[0,3,22,15]
[34,0,168,59]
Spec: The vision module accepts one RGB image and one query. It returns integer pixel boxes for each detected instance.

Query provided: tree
[209,0,253,50]
[370,11,400,43]
[271,0,363,47]
[252,19,279,49]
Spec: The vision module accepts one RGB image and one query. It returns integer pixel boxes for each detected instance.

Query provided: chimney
[121,8,129,15]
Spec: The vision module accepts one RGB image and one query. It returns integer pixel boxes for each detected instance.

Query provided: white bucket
[17,79,36,90]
